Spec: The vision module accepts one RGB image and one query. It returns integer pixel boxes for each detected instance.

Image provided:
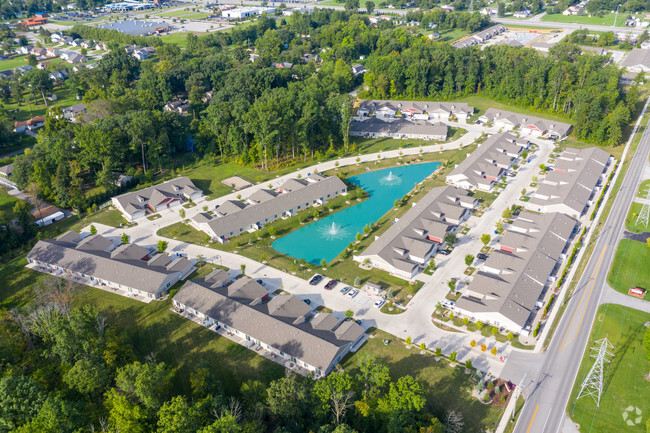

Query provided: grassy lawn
[540,12,640,26]
[157,32,193,46]
[625,202,650,233]
[341,329,505,431]
[607,239,650,299]
[0,55,29,70]
[182,12,213,20]
[438,28,472,43]
[0,257,285,396]
[567,304,649,433]
[4,84,79,122]
[0,188,23,218]
[637,179,650,198]
[158,9,196,17]
[64,208,131,233]
[352,127,467,155]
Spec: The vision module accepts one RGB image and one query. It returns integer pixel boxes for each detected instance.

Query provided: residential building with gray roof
[478,108,572,139]
[355,186,477,279]
[527,147,611,217]
[350,118,448,141]
[26,232,195,301]
[356,99,474,123]
[192,175,347,243]
[454,211,577,335]
[173,277,366,377]
[446,132,527,191]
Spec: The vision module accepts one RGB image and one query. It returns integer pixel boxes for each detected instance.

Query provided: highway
[507,100,650,433]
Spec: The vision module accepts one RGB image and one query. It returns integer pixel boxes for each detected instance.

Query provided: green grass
[540,12,642,26]
[637,179,650,198]
[437,28,472,43]
[4,84,79,122]
[0,188,22,218]
[625,202,650,234]
[65,208,130,233]
[157,32,193,46]
[181,12,213,20]
[0,257,285,396]
[567,304,649,433]
[0,55,29,70]
[607,239,650,299]
[351,127,467,154]
[341,329,505,431]
[158,9,196,17]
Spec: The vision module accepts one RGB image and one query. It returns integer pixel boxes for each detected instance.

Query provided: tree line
[0,287,457,433]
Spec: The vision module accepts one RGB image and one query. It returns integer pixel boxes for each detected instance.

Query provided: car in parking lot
[374,299,386,308]
[477,253,489,260]
[303,298,311,305]
[439,249,450,256]
[347,289,359,298]
[256,279,264,285]
[441,300,455,309]
[309,274,323,285]
[324,279,338,290]
[339,286,351,295]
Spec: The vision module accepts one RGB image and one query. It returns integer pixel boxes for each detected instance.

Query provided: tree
[157,240,168,253]
[491,346,498,356]
[313,371,355,425]
[114,360,170,411]
[481,234,491,246]
[644,326,650,362]
[345,309,354,319]
[470,339,477,347]
[502,208,513,219]
[26,182,42,218]
[105,389,149,433]
[419,343,426,351]
[18,395,83,433]
[268,226,276,237]
[0,376,47,432]
[366,0,375,13]
[240,263,246,275]
[449,351,457,362]
[444,232,457,247]
[266,375,310,424]
[491,326,498,336]
[179,208,186,218]
[435,347,442,357]
[63,356,111,396]
[465,254,474,266]
[90,225,97,235]
[405,336,412,345]
[383,375,425,412]
[356,354,390,397]
[445,410,464,433]
[156,395,202,433]
[447,280,456,291]
[507,332,514,341]
[321,258,327,268]
[476,321,484,330]
[23,69,53,106]
[465,359,473,369]
[199,414,242,433]
[121,233,129,244]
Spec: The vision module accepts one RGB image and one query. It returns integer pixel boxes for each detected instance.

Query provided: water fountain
[319,221,348,241]
[380,170,402,185]
[328,222,340,236]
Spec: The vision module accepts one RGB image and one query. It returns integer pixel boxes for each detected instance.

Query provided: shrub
[465,360,473,369]
[476,321,484,330]
[449,351,457,362]
[405,336,412,345]
[487,381,495,390]
[470,340,477,348]
[533,322,541,337]
[480,344,487,352]
[435,348,442,357]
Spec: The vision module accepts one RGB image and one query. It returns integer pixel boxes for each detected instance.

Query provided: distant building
[14,116,46,133]
[350,118,448,141]
[452,24,506,48]
[351,64,366,75]
[221,6,275,19]
[477,108,572,139]
[622,48,650,73]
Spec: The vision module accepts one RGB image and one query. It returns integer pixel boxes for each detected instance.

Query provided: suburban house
[0,70,12,80]
[26,231,195,301]
[356,100,474,123]
[350,118,448,141]
[46,46,60,57]
[446,132,527,191]
[452,24,506,48]
[527,147,612,218]
[17,45,34,54]
[455,211,577,335]
[80,40,95,49]
[513,9,531,17]
[622,48,650,73]
[51,32,63,42]
[133,49,149,60]
[66,53,87,64]
[173,276,366,377]
[563,1,586,15]
[60,36,73,45]
[14,65,33,74]
[14,116,46,133]
[63,103,86,121]
[355,186,477,279]
[0,163,13,179]
[31,205,65,226]
[49,70,68,81]
[192,174,347,243]
[351,64,367,75]
[164,99,190,115]
[112,176,203,220]
[478,108,573,139]
[31,46,47,57]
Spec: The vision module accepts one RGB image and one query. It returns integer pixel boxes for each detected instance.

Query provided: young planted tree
[240,263,246,275]
[90,225,97,235]
[481,234,491,246]
[121,233,129,244]
[157,240,168,252]
[465,255,474,266]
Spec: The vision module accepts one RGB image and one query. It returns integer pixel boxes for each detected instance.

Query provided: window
[167,282,171,288]
[230,232,233,235]
[297,205,301,209]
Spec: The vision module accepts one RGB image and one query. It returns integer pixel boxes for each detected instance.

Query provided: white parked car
[347,289,359,298]
[374,299,386,308]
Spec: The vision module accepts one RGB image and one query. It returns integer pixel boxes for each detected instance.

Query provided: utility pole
[614,4,621,28]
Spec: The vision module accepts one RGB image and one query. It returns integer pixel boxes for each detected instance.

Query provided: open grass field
[625,202,650,233]
[0,188,22,219]
[351,127,467,154]
[0,55,30,70]
[3,84,79,122]
[540,12,642,26]
[0,257,285,396]
[638,179,650,198]
[567,304,649,433]
[65,208,130,233]
[157,32,193,46]
[607,239,650,299]
[437,28,472,43]
[342,329,505,431]
[158,9,196,17]
[181,12,213,20]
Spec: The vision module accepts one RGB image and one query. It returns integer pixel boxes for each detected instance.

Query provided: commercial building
[477,108,572,139]
[527,147,612,217]
[355,186,477,279]
[350,118,448,141]
[356,99,474,123]
[112,177,203,220]
[221,6,275,19]
[446,132,527,191]
[26,232,195,301]
[192,174,347,243]
[455,211,577,335]
[173,276,366,377]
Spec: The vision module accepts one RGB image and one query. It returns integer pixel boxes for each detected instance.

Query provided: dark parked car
[309,274,323,285]
[303,299,311,305]
[256,279,264,285]
[477,253,489,260]
[439,249,450,256]
[324,279,338,290]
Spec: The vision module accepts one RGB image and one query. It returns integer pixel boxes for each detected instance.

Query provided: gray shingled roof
[113,177,201,215]
[622,48,650,69]
[350,118,448,138]
[456,211,576,327]
[479,108,572,138]
[173,279,365,371]
[357,100,474,116]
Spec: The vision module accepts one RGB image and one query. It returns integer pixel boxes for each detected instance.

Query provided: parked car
[324,279,338,290]
[309,274,323,285]
[354,319,362,325]
[477,253,489,260]
[347,289,359,298]
[303,298,311,305]
[374,299,386,308]
[256,279,264,285]
[441,300,455,309]
[340,286,351,295]
[439,249,450,256]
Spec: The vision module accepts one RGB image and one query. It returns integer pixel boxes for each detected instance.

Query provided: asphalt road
[492,17,647,34]
[509,101,650,433]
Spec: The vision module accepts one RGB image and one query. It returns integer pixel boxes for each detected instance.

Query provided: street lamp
[613,4,621,28]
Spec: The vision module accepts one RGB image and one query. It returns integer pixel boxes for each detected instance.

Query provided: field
[567,304,649,433]
[342,329,505,431]
[607,239,650,299]
[0,188,23,219]
[637,179,650,198]
[351,127,467,154]
[157,9,196,17]
[625,202,650,233]
[540,12,636,26]
[3,84,79,122]
[0,55,29,70]
[157,32,194,46]
[0,257,285,396]
[437,28,472,43]
[181,12,213,20]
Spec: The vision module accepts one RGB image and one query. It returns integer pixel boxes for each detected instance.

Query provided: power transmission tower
[576,337,615,407]
[635,190,649,229]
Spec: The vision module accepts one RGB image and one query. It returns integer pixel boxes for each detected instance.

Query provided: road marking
[559,244,607,352]
[525,405,540,433]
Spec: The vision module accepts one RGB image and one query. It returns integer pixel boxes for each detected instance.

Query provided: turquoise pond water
[272,162,442,264]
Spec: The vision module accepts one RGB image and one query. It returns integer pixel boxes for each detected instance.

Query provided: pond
[272,162,442,264]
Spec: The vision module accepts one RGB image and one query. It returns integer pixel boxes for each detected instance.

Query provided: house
[622,48,650,73]
[72,65,86,73]
[37,62,49,70]
[455,212,577,335]
[350,118,448,141]
[480,7,497,16]
[249,53,260,62]
[46,47,60,57]
[96,42,108,51]
[26,232,196,301]
[447,132,527,191]
[49,70,68,81]
[513,9,531,17]
[0,163,13,179]
[66,53,87,64]
[527,147,611,217]
[355,186,477,279]
[60,36,73,45]
[452,24,506,48]
[14,65,33,74]
[478,108,572,139]
[203,90,213,103]
[192,175,347,243]
[272,62,293,68]
[31,46,47,57]
[17,45,34,54]
[50,32,63,42]
[63,103,86,121]
[80,40,94,49]
[124,44,138,54]
[356,99,474,123]
[0,70,13,80]
[31,205,65,226]
[14,116,46,133]
[112,177,203,220]
[133,49,149,60]
[303,53,321,63]
[173,277,365,377]
[164,99,190,115]
[70,38,83,47]
[351,64,366,75]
